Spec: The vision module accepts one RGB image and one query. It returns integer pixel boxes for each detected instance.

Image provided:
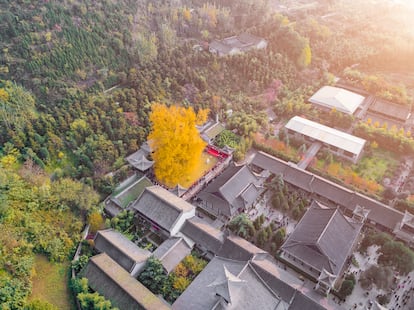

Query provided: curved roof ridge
[146,186,193,213]
[246,261,283,301]
[219,165,252,193]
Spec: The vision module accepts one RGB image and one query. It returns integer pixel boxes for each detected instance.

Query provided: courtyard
[345,245,414,310]
[177,151,218,188]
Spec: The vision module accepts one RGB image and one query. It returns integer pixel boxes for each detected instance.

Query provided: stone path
[249,193,297,235]
[344,245,414,310]
[297,141,322,169]
[345,245,382,309]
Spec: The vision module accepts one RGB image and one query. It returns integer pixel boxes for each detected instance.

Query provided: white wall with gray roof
[281,202,362,285]
[250,151,408,234]
[82,253,170,310]
[94,229,151,277]
[132,186,195,236]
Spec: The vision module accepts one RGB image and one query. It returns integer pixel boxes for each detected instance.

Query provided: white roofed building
[309,86,365,115]
[285,116,366,163]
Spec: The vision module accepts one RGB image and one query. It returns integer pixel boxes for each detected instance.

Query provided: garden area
[228,213,287,257]
[138,254,207,304]
[29,255,73,309]
[252,132,301,163]
[353,150,399,184]
[110,174,153,208]
[309,148,400,197]
[226,176,309,257]
[338,230,414,309]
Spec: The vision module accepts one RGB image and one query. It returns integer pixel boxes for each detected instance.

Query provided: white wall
[130,260,148,277]
[170,208,196,236]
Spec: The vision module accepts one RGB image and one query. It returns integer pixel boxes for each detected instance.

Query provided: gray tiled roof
[203,122,225,140]
[251,256,301,302]
[283,168,315,192]
[82,253,170,310]
[131,186,195,233]
[172,256,282,310]
[251,256,326,310]
[104,201,123,218]
[250,151,288,175]
[210,40,234,54]
[197,191,232,217]
[94,229,151,273]
[310,177,354,205]
[173,257,246,309]
[181,216,225,254]
[218,235,266,261]
[368,99,411,121]
[251,151,406,232]
[240,184,261,206]
[169,184,187,197]
[289,293,327,310]
[219,166,259,204]
[238,33,264,46]
[153,237,191,273]
[281,202,361,276]
[352,193,401,229]
[178,212,338,309]
[198,164,263,217]
[126,149,154,171]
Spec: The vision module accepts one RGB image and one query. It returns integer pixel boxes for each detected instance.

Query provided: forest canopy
[0,160,98,308]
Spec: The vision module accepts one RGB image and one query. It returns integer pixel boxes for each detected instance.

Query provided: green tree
[272,227,286,248]
[359,265,393,290]
[338,280,354,299]
[298,43,312,68]
[378,241,414,275]
[71,277,90,295]
[135,33,158,65]
[25,299,58,310]
[228,213,255,238]
[77,292,114,310]
[110,210,135,233]
[0,81,36,130]
[138,256,167,295]
[88,211,104,234]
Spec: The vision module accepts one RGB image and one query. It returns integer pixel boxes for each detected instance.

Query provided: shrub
[338,279,354,299]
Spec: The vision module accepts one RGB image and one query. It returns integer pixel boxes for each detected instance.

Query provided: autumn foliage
[148,103,209,187]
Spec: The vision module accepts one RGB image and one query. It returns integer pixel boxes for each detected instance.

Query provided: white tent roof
[285,116,366,156]
[309,86,365,114]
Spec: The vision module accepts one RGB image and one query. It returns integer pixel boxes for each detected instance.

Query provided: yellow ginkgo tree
[148,103,209,188]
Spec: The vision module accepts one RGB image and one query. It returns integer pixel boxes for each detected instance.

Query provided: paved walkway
[249,192,297,235]
[396,158,413,193]
[297,142,322,169]
[345,245,414,310]
[345,245,381,309]
[355,95,375,119]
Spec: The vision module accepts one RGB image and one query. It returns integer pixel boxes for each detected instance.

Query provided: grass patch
[311,154,384,195]
[353,150,398,182]
[115,176,153,208]
[111,173,142,197]
[30,255,73,310]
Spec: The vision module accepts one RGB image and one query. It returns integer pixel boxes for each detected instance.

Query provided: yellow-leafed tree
[148,103,209,187]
